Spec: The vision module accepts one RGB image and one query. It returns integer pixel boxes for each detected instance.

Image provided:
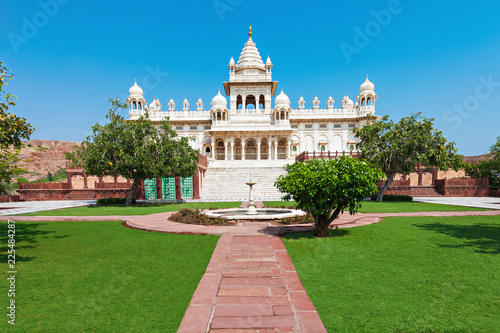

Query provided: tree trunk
[316,206,343,237]
[377,173,396,202]
[316,216,330,237]
[125,178,139,206]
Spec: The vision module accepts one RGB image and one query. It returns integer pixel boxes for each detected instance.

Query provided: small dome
[149,97,161,110]
[211,89,227,109]
[229,57,235,66]
[360,75,375,92]
[266,56,272,66]
[342,95,354,108]
[129,79,143,96]
[275,88,290,108]
[198,98,203,103]
[149,98,156,109]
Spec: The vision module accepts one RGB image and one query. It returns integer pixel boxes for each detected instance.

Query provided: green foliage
[27,143,32,147]
[96,197,136,205]
[370,194,413,202]
[0,221,219,332]
[66,98,199,205]
[169,208,227,225]
[0,62,34,194]
[275,157,382,237]
[465,135,500,189]
[47,171,53,181]
[353,113,462,201]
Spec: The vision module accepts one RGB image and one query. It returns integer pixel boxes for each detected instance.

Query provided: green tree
[275,157,382,237]
[353,113,462,202]
[465,135,500,189]
[0,62,35,194]
[67,99,199,205]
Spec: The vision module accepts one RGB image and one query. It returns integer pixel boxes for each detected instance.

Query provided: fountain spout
[245,173,257,215]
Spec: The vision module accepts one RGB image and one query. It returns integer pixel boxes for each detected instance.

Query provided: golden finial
[249,25,252,38]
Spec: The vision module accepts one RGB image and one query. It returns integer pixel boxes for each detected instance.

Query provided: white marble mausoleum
[126,27,377,172]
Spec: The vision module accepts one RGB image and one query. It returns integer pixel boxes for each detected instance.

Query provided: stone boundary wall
[17,188,144,202]
[489,189,500,197]
[376,178,490,197]
[0,195,21,203]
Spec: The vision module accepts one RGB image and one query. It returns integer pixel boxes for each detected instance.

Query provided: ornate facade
[126,27,378,166]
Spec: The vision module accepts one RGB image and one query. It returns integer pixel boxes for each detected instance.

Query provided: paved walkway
[414,196,500,210]
[0,200,96,216]
[177,234,327,332]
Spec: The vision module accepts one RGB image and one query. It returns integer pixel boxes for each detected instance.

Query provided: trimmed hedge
[96,198,136,205]
[370,194,413,202]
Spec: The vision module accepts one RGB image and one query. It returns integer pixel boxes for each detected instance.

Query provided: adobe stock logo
[443,75,500,130]
[213,0,243,22]
[7,0,71,54]
[339,0,410,64]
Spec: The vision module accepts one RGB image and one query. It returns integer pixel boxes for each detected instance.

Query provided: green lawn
[283,215,500,332]
[0,221,219,332]
[23,201,241,216]
[264,200,489,213]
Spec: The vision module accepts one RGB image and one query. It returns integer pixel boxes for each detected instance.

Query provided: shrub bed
[96,198,136,205]
[169,208,227,225]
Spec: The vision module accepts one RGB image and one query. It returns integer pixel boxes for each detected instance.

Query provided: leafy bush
[27,144,32,147]
[169,208,226,225]
[96,198,136,205]
[370,194,413,202]
[17,177,28,184]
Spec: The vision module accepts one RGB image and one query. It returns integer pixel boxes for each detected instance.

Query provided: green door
[180,176,193,199]
[144,178,157,200]
[162,176,176,200]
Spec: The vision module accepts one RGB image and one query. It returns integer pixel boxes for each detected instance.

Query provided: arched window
[234,139,242,160]
[216,140,225,160]
[261,138,269,160]
[245,95,256,110]
[367,98,372,106]
[132,101,137,110]
[259,95,265,110]
[278,139,287,159]
[237,95,243,110]
[280,111,285,120]
[245,139,257,160]
[138,102,142,110]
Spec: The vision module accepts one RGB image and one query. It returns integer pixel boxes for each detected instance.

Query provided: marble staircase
[200,160,291,200]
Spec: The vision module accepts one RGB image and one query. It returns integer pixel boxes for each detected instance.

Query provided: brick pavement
[177,234,327,333]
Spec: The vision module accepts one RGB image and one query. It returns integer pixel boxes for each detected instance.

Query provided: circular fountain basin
[203,208,306,220]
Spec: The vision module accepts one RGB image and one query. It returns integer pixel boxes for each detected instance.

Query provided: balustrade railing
[295,150,360,162]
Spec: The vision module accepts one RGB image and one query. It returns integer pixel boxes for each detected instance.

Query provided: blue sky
[1,0,499,156]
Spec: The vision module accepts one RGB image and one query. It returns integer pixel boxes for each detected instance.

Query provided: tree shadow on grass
[413,222,500,254]
[267,227,351,239]
[0,222,68,263]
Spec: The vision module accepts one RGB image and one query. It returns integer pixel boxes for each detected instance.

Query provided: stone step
[200,166,287,200]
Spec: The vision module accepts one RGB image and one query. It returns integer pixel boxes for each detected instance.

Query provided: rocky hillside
[13,139,80,182]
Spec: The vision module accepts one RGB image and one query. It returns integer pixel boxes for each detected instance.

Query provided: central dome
[235,26,265,72]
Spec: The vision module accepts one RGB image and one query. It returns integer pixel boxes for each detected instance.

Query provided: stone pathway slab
[178,234,327,333]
